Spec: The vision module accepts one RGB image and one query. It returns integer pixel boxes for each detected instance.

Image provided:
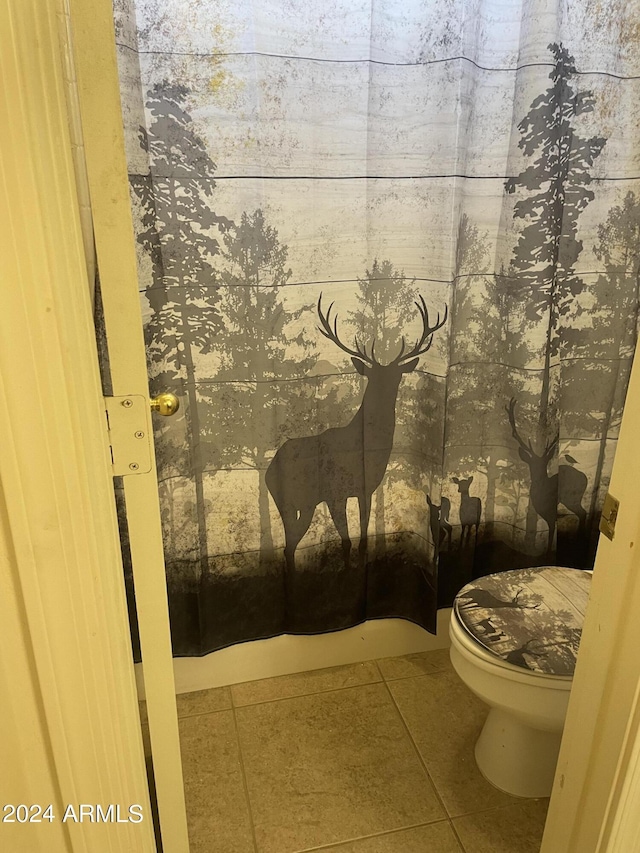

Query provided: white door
[1,1,179,851]
[66,0,190,851]
[66,2,640,852]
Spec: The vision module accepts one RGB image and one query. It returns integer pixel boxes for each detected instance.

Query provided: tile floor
[143,649,549,853]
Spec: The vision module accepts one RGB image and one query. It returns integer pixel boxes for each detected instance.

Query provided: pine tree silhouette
[585,192,640,520]
[447,215,507,542]
[200,210,319,565]
[505,43,606,432]
[131,82,231,577]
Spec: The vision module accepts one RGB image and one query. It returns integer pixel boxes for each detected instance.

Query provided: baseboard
[135,610,452,697]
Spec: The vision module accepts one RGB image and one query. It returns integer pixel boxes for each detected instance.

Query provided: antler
[318,293,447,367]
[506,397,559,460]
[317,294,376,365]
[513,589,541,610]
[390,295,448,365]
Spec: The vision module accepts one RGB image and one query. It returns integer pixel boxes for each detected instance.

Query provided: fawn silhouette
[451,476,482,548]
[426,494,452,554]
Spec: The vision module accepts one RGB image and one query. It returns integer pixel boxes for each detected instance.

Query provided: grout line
[449,817,468,852]
[228,669,444,853]
[176,656,544,853]
[175,664,387,715]
[449,795,549,821]
[231,705,260,853]
[288,817,457,853]
[449,797,551,853]
[379,665,451,683]
[176,704,234,721]
[209,669,543,850]
[381,675,451,820]
[382,668,548,824]
[176,654,452,716]
[230,675,385,710]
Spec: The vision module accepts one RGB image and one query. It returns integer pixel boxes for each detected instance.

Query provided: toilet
[449,566,592,798]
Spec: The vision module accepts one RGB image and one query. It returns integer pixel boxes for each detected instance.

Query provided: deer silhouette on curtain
[266,295,448,577]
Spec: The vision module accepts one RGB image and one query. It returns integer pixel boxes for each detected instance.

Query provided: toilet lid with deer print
[453,567,592,676]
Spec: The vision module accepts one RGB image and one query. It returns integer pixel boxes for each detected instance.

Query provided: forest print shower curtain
[112,0,640,656]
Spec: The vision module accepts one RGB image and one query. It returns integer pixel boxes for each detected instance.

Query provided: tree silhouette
[199,210,320,564]
[153,422,204,575]
[347,259,418,552]
[505,43,606,431]
[553,194,640,551]
[445,214,524,544]
[593,191,640,358]
[570,191,640,523]
[130,82,231,576]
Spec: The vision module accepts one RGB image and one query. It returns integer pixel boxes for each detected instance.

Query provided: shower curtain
[112,0,640,656]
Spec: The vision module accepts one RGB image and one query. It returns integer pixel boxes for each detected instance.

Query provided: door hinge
[599,492,619,541]
[104,395,152,476]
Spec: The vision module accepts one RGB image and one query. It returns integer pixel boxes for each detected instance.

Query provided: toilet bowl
[449,566,592,799]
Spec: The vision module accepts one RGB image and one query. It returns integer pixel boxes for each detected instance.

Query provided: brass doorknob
[150,392,180,417]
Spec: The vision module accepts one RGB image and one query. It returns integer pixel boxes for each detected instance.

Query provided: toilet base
[475,708,562,798]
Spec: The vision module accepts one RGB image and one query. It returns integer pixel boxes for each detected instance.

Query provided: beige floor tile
[377,649,451,681]
[177,686,232,717]
[453,799,549,853]
[179,710,255,853]
[388,669,520,817]
[235,682,445,853]
[319,821,464,852]
[139,686,232,725]
[231,661,381,706]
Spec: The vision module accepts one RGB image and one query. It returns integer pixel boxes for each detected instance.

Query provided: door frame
[541,340,640,852]
[66,1,190,851]
[42,0,640,851]
[0,1,158,850]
